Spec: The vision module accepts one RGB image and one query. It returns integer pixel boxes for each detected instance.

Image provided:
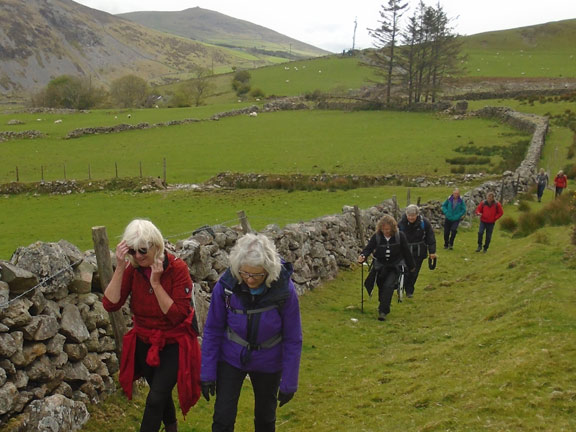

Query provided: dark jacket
[398,214,437,260]
[200,263,302,394]
[361,231,416,271]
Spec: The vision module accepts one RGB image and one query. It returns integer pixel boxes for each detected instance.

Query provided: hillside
[0,0,307,98]
[118,7,330,59]
[460,18,576,78]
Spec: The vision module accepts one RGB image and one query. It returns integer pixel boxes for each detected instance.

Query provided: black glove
[277,391,294,407]
[201,381,216,401]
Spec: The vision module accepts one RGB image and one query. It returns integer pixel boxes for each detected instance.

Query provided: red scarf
[118,312,201,416]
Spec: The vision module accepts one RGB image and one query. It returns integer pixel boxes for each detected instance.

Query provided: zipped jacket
[442,195,467,222]
[475,200,503,224]
[554,174,568,189]
[200,263,302,394]
[398,214,437,259]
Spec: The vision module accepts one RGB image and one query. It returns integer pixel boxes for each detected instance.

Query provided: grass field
[0,109,530,184]
[0,185,455,260]
[79,215,576,432]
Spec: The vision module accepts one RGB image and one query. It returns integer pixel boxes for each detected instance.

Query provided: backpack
[222,283,287,365]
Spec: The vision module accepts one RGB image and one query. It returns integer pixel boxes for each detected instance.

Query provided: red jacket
[103,253,201,415]
[476,200,503,223]
[554,174,568,189]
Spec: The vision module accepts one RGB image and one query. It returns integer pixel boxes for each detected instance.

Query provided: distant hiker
[536,168,549,202]
[102,219,201,432]
[398,205,437,298]
[554,170,568,198]
[475,192,504,253]
[358,214,416,321]
[200,233,302,432]
[441,188,467,250]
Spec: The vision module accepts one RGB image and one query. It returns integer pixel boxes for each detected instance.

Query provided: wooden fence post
[392,194,398,219]
[163,158,167,184]
[115,162,118,178]
[139,161,143,178]
[91,226,127,356]
[15,166,19,182]
[237,210,253,234]
[88,164,91,180]
[353,205,364,245]
[406,188,411,206]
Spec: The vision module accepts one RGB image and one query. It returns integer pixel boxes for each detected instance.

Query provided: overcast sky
[74,0,576,53]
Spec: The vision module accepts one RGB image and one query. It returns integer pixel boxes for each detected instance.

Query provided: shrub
[517,200,531,212]
[499,216,518,232]
[250,88,265,98]
[543,193,573,226]
[516,212,546,236]
[450,165,465,174]
[533,231,550,245]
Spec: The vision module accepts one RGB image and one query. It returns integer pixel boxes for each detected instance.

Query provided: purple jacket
[200,263,302,393]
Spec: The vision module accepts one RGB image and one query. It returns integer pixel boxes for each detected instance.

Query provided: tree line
[365,0,464,105]
[30,66,216,110]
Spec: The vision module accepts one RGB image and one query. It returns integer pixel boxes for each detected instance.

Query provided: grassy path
[83,221,576,431]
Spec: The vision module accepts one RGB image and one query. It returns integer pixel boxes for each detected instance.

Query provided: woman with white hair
[200,233,302,432]
[102,219,201,432]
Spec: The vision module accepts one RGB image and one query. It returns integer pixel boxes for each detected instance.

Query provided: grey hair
[405,204,419,216]
[122,219,165,267]
[229,233,281,287]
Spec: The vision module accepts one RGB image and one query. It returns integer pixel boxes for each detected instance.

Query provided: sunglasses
[128,247,149,256]
[239,270,266,280]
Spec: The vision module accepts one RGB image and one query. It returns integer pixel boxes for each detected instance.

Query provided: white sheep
[249,112,258,117]
[54,119,62,124]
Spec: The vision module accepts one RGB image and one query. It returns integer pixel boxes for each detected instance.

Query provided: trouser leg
[478,221,486,247]
[443,220,451,247]
[249,370,282,432]
[136,342,179,432]
[483,223,495,250]
[405,258,423,295]
[212,362,246,432]
[377,271,398,314]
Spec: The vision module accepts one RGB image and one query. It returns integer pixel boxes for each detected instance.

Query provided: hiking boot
[475,246,482,252]
[443,244,449,250]
[163,422,178,432]
[378,312,387,321]
[448,245,453,250]
[482,249,488,253]
[407,293,413,298]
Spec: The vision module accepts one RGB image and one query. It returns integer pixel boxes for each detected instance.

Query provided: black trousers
[377,270,399,314]
[212,361,281,432]
[443,219,460,247]
[135,339,179,432]
[404,257,424,295]
[478,221,495,250]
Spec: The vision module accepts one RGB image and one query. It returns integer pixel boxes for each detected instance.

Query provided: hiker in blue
[441,188,467,250]
[398,205,437,298]
[200,233,302,432]
[358,214,416,321]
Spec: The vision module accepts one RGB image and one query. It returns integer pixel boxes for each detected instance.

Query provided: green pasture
[0,185,453,260]
[80,221,576,431]
[468,99,575,173]
[461,20,576,78]
[0,109,530,184]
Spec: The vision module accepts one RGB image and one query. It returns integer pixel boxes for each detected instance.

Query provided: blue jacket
[200,263,302,394]
[442,195,467,222]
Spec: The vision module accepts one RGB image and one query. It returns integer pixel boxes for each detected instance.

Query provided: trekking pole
[360,261,364,313]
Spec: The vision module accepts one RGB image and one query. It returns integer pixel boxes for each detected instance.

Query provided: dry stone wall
[0,106,548,431]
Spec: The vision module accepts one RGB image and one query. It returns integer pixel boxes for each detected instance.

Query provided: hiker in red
[554,170,568,198]
[102,219,201,432]
[475,192,504,253]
